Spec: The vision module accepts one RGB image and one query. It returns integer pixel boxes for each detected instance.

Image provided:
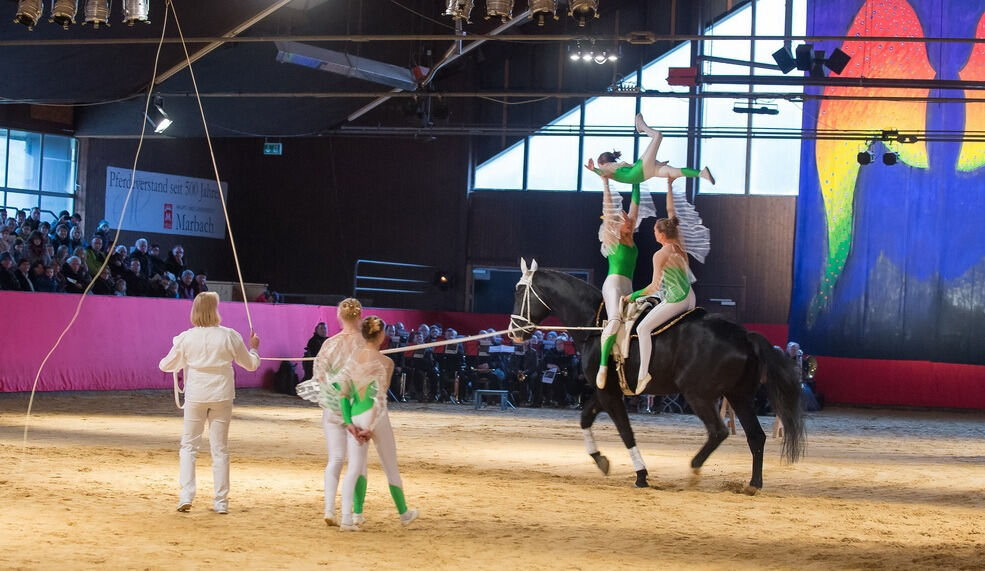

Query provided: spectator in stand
[124,259,151,297]
[11,239,25,263]
[178,270,197,299]
[13,209,26,228]
[53,245,69,268]
[83,236,107,275]
[113,278,127,297]
[94,220,111,250]
[108,245,130,279]
[255,286,282,304]
[55,210,70,227]
[165,245,187,277]
[131,238,151,276]
[301,322,328,380]
[70,212,82,229]
[0,226,13,256]
[0,252,20,290]
[165,279,179,299]
[32,262,59,293]
[194,270,209,294]
[149,272,176,298]
[92,267,115,295]
[67,225,84,252]
[26,207,41,231]
[24,231,51,267]
[61,256,88,294]
[148,244,165,277]
[17,221,32,241]
[37,221,51,245]
[0,207,6,225]
[14,259,33,291]
[28,260,45,290]
[51,224,71,251]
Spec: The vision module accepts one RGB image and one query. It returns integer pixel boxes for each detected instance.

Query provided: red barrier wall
[2,293,984,409]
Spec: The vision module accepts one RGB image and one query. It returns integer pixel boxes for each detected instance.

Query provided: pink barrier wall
[3,293,984,409]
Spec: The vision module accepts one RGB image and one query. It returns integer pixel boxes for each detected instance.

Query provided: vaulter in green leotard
[586,113,713,390]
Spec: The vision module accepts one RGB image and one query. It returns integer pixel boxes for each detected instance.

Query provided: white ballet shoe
[400,509,419,526]
[324,515,339,527]
[353,513,365,526]
[339,523,362,532]
[176,502,192,512]
[635,374,652,395]
[701,167,715,185]
[596,365,608,389]
[214,504,228,515]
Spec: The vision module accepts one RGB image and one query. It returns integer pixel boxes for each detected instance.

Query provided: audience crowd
[0,207,209,299]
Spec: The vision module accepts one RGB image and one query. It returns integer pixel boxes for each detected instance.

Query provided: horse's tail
[747,331,806,463]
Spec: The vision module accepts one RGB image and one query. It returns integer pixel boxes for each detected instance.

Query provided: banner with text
[104,166,228,240]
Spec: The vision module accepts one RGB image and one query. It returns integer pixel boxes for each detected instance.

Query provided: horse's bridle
[509,270,552,338]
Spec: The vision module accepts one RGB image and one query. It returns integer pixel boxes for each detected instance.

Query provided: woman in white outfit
[339,316,419,531]
[158,291,260,514]
[295,298,365,526]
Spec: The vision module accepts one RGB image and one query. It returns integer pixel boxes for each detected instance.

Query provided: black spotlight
[795,44,814,71]
[857,151,873,165]
[809,50,826,78]
[772,47,797,74]
[826,48,851,75]
[883,152,898,166]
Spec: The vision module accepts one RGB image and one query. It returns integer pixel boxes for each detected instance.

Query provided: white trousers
[340,411,404,524]
[179,400,233,510]
[601,274,633,365]
[636,289,696,381]
[322,410,348,517]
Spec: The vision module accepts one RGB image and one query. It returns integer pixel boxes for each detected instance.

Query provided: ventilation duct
[275,42,420,91]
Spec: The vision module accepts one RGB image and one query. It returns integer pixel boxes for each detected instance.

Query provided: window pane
[0,129,7,187]
[7,130,42,191]
[41,195,75,220]
[749,138,799,195]
[547,106,581,128]
[699,137,747,194]
[581,136,635,191]
[41,135,76,195]
[584,96,636,130]
[704,4,752,65]
[641,42,691,94]
[474,141,525,190]
[526,136,578,191]
[6,191,39,213]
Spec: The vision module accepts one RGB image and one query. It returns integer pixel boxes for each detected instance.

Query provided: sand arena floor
[1,390,983,570]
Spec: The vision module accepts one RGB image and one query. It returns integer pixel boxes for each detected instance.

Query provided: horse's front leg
[580,393,609,475]
[597,388,649,488]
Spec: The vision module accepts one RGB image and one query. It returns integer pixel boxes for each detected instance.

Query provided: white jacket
[159,325,260,403]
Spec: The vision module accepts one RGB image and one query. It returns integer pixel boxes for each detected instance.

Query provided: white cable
[167,0,253,333]
[22,8,172,449]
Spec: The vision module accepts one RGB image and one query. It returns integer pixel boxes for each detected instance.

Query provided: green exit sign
[263,142,283,156]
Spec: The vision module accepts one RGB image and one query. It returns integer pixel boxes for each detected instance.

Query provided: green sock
[354,475,367,514]
[600,335,617,367]
[389,484,408,515]
[681,167,701,178]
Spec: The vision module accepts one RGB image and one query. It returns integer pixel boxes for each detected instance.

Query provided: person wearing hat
[0,252,21,290]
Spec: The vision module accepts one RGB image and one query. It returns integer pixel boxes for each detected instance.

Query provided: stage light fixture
[145,96,172,134]
[857,151,873,165]
[594,51,608,64]
[809,49,826,78]
[826,48,851,74]
[529,0,558,26]
[485,0,513,22]
[883,152,897,166]
[13,0,43,30]
[582,52,592,62]
[569,51,580,61]
[568,0,599,27]
[771,47,796,74]
[121,0,150,26]
[607,52,618,62]
[795,44,813,71]
[82,0,110,27]
[443,0,474,22]
[49,0,78,29]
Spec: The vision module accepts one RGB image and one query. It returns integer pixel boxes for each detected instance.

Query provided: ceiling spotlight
[82,0,110,27]
[145,97,172,134]
[771,47,796,74]
[607,53,618,62]
[529,0,558,26]
[13,0,43,30]
[443,0,475,22]
[121,0,150,26]
[594,51,608,64]
[485,0,513,23]
[857,151,873,165]
[826,48,851,75]
[582,52,592,62]
[49,0,78,28]
[568,0,599,27]
[882,152,897,166]
[569,51,580,61]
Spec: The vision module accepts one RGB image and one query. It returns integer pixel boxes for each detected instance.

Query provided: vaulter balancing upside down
[587,113,714,390]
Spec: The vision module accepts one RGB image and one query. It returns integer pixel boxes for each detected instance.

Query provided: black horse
[509,260,805,494]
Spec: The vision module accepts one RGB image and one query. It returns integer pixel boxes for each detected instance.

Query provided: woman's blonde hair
[337,298,362,323]
[361,316,386,341]
[190,291,221,327]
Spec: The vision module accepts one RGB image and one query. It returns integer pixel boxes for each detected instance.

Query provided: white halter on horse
[509,258,552,339]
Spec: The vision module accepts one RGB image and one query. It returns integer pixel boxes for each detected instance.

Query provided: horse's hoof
[634,469,649,488]
[634,480,649,488]
[743,485,760,496]
[594,455,610,476]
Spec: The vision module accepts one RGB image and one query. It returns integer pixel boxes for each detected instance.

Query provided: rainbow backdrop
[790,0,985,364]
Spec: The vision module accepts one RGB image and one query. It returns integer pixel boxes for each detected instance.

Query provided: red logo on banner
[163,203,173,229]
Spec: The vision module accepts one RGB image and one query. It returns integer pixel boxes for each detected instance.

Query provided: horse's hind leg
[580,394,610,475]
[687,396,731,473]
[597,389,649,488]
[726,392,766,494]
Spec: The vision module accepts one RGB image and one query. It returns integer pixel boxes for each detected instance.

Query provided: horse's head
[509,257,553,342]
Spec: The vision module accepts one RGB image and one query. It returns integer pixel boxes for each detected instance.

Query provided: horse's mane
[536,268,602,297]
